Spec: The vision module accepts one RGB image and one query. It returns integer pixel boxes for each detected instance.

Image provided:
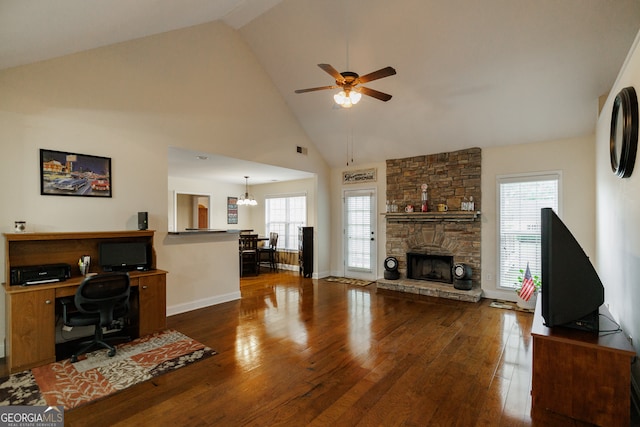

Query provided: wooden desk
[531,299,635,427]
[3,231,168,373]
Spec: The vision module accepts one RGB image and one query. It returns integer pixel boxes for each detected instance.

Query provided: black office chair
[61,272,130,362]
[258,232,278,272]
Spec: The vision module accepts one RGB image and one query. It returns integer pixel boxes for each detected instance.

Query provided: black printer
[10,263,71,286]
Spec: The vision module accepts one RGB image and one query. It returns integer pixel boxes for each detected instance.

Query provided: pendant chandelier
[237,176,257,206]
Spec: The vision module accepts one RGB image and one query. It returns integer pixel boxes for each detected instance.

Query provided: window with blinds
[265,195,306,250]
[498,173,560,289]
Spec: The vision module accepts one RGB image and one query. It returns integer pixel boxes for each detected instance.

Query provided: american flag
[519,263,536,302]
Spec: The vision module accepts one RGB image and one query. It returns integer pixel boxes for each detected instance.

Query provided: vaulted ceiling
[3,0,640,170]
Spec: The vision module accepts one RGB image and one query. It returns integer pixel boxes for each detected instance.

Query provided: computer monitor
[99,242,149,272]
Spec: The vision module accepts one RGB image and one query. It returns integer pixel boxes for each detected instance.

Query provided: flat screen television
[99,242,149,272]
[541,207,604,333]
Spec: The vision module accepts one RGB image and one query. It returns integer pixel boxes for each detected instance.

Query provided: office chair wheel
[70,355,78,363]
[107,348,116,357]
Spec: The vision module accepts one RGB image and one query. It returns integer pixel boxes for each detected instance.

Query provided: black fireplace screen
[406,253,454,284]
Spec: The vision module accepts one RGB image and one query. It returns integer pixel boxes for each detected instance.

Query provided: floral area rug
[325,276,374,287]
[0,329,217,410]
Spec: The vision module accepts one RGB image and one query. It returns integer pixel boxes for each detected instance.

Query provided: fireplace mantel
[382,211,481,223]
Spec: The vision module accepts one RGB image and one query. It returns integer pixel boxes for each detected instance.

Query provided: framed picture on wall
[342,168,377,184]
[40,149,112,197]
[227,197,238,224]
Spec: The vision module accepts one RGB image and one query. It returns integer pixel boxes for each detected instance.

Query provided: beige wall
[329,162,387,279]
[248,177,317,236]
[168,176,250,231]
[329,140,596,299]
[0,21,330,355]
[481,136,596,301]
[595,30,640,385]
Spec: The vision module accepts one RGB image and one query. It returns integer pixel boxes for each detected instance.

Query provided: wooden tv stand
[3,230,167,374]
[531,299,636,426]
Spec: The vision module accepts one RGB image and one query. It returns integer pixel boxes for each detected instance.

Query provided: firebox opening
[407,253,454,284]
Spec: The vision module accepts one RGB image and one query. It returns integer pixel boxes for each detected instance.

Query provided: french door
[343,189,377,280]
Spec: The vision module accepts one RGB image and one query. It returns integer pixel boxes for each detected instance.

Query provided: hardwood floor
[45,272,598,425]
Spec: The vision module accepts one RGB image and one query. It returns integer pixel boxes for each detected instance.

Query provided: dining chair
[258,232,278,272]
[239,234,259,276]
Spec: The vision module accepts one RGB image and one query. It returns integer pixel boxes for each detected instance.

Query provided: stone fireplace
[377,148,482,302]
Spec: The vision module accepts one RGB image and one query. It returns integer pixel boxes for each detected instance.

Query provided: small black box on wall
[138,212,148,230]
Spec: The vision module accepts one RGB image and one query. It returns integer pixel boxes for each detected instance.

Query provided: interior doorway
[343,189,377,281]
[198,203,208,228]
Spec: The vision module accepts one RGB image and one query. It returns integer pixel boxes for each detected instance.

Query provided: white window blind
[498,174,559,289]
[265,195,306,250]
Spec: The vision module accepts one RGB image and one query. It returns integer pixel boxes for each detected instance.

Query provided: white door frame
[343,188,377,281]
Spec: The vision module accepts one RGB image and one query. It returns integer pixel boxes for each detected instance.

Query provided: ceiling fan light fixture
[334,90,361,108]
[296,64,396,105]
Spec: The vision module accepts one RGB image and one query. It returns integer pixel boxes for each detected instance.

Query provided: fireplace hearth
[407,253,453,284]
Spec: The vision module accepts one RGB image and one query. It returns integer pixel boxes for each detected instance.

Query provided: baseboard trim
[167,291,241,317]
[481,289,518,302]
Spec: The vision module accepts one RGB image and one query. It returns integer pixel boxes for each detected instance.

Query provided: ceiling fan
[295,64,396,108]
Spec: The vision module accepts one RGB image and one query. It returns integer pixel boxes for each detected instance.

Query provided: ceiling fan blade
[295,85,339,94]
[357,86,393,102]
[357,66,397,84]
[318,64,345,84]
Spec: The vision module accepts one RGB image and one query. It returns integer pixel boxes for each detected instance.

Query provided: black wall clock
[610,86,638,178]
